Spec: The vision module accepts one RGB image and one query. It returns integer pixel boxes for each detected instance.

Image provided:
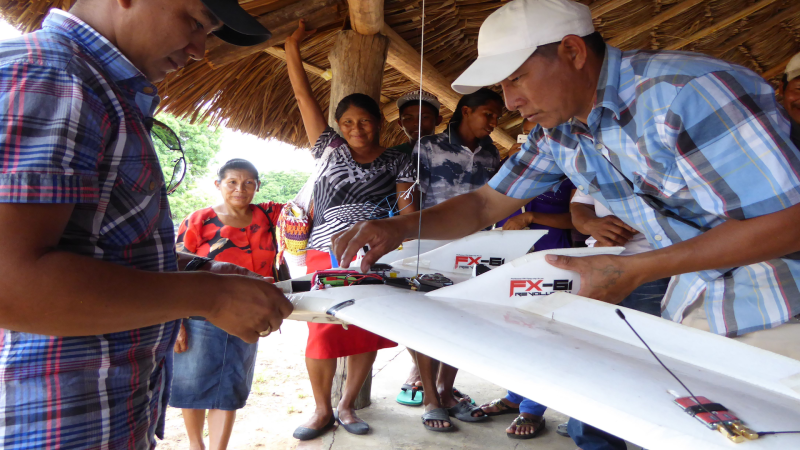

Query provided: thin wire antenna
[615,309,737,436]
[414,0,426,276]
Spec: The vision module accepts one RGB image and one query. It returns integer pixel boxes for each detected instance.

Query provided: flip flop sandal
[292,413,336,441]
[447,400,490,422]
[507,415,546,440]
[396,384,423,406]
[452,387,476,405]
[480,398,520,416]
[422,407,455,432]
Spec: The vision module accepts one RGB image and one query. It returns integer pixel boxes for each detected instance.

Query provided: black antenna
[615,309,800,438]
[614,309,737,436]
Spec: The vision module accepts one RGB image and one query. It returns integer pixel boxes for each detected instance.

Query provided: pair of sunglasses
[150,119,187,195]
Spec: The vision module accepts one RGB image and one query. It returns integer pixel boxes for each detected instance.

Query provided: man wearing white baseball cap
[781,52,800,125]
[332,0,800,446]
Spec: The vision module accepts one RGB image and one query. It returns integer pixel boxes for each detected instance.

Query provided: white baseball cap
[786,52,800,83]
[452,0,594,94]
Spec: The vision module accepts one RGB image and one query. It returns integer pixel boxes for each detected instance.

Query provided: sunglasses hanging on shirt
[150,119,187,195]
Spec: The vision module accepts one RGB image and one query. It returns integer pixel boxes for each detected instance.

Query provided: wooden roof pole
[262,47,391,103]
[762,55,794,82]
[664,0,780,51]
[381,24,516,150]
[607,0,705,48]
[715,3,800,56]
[205,0,347,68]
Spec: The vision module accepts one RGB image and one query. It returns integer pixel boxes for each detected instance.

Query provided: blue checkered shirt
[490,45,800,337]
[0,10,178,449]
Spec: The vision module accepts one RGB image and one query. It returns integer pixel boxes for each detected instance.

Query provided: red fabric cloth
[176,203,283,277]
[304,248,397,359]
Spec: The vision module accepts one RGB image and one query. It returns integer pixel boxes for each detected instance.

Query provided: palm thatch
[2,0,798,149]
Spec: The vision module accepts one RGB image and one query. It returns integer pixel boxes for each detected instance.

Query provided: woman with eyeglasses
[168,158,284,450]
[285,19,417,441]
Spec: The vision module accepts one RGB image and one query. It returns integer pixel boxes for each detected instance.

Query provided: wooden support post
[326,30,389,129]
[327,28,388,409]
[330,357,373,410]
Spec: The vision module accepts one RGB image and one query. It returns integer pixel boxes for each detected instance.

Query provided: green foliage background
[152,114,311,224]
[253,171,310,205]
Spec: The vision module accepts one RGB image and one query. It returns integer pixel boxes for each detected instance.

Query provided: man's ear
[436,115,443,126]
[560,35,588,71]
[117,0,133,9]
[396,117,404,129]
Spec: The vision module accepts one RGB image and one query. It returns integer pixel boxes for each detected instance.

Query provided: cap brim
[397,98,442,111]
[788,69,800,83]
[202,0,272,47]
[452,47,537,94]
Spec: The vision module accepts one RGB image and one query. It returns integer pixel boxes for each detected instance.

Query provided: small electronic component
[674,396,757,443]
[411,273,454,292]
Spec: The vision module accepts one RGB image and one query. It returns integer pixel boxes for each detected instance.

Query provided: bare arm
[548,202,800,303]
[569,202,636,246]
[0,203,292,341]
[285,20,327,146]
[503,211,574,231]
[332,184,529,271]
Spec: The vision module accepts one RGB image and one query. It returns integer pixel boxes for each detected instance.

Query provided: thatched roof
[2,0,799,150]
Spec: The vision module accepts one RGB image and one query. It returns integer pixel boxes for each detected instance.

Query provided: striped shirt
[307,127,414,250]
[413,124,500,209]
[0,10,178,449]
[490,45,800,338]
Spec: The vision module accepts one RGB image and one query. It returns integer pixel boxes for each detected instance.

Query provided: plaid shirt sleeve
[0,62,109,204]
[662,70,800,219]
[488,126,567,199]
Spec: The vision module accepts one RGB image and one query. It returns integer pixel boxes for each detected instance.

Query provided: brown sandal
[507,415,546,440]
[480,398,520,416]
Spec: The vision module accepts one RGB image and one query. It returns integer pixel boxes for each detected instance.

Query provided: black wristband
[185,256,212,272]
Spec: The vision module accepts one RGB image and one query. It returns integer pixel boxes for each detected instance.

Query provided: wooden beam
[501,116,524,130]
[263,47,390,103]
[206,0,347,68]
[264,47,332,80]
[715,3,800,56]
[381,23,516,150]
[348,0,384,35]
[607,0,705,48]
[590,0,636,19]
[665,0,780,51]
[762,55,793,81]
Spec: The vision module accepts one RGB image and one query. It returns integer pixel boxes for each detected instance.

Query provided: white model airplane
[278,230,800,449]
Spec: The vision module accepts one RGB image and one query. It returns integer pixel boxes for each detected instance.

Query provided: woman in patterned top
[170,159,284,450]
[286,20,416,440]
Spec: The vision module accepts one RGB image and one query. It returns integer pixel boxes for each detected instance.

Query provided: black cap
[201,0,272,47]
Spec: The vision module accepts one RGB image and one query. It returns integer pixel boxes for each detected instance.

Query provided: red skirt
[305,249,397,359]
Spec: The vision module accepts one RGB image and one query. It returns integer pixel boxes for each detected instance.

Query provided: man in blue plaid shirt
[333,0,800,446]
[0,1,293,448]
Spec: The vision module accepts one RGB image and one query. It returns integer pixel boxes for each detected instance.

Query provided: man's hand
[583,216,638,246]
[174,321,188,353]
[502,212,534,231]
[545,254,644,304]
[203,275,293,343]
[202,260,273,282]
[332,219,407,272]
